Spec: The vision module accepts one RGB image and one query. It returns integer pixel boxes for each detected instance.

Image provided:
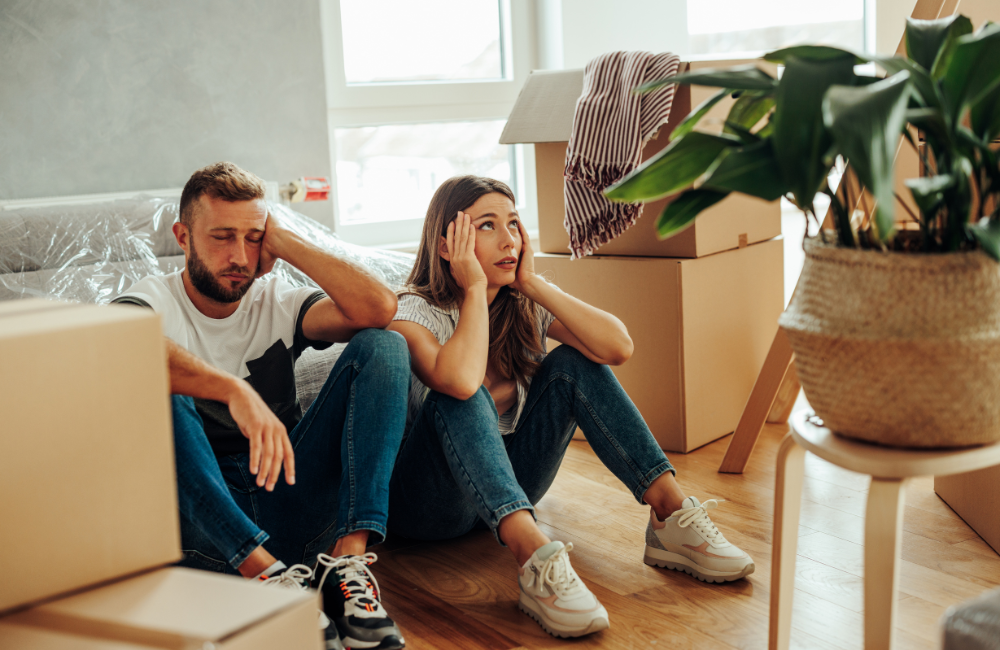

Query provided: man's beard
[187,241,257,304]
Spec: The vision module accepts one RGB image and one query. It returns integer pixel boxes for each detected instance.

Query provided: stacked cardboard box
[0,299,322,649]
[500,60,785,453]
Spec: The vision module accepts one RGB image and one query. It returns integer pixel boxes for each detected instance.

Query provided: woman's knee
[426,386,499,431]
[543,343,607,379]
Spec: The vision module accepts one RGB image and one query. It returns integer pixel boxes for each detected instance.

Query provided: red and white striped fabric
[564,51,682,259]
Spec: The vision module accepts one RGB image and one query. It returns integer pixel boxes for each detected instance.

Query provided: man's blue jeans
[172,329,410,573]
[388,345,675,544]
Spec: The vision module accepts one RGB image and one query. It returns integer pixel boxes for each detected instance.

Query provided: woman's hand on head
[511,220,537,294]
[446,212,488,293]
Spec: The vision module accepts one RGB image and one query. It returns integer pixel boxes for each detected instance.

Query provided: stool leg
[864,478,909,650]
[769,433,805,650]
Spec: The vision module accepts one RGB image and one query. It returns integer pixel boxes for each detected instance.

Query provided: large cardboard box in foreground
[535,238,784,452]
[6,567,322,650]
[0,299,180,613]
[501,58,781,258]
[935,467,1000,554]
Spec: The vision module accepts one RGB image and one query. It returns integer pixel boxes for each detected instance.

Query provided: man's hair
[179,162,266,227]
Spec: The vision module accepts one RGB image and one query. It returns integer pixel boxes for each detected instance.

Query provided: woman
[387,176,753,638]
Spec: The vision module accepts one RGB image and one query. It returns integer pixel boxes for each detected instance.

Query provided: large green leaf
[906,107,950,149]
[772,54,857,211]
[701,140,787,201]
[604,132,740,202]
[871,55,940,108]
[655,189,729,239]
[968,217,1000,261]
[765,45,866,64]
[906,15,972,73]
[636,65,777,94]
[670,88,729,141]
[940,22,1000,124]
[724,93,776,135]
[931,16,973,79]
[970,76,1000,142]
[905,174,954,215]
[823,72,913,241]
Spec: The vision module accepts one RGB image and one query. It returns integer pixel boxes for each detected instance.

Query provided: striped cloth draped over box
[564,51,682,259]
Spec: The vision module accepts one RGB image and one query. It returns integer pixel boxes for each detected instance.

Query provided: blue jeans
[388,345,675,544]
[172,329,410,573]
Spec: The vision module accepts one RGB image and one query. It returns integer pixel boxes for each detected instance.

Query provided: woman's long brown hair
[404,175,544,388]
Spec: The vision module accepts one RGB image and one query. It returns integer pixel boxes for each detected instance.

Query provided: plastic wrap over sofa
[0,196,415,412]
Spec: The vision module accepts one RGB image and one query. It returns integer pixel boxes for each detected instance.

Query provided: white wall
[560,0,690,70]
[876,0,919,54]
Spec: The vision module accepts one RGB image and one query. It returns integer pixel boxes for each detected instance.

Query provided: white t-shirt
[114,271,328,456]
[393,291,555,435]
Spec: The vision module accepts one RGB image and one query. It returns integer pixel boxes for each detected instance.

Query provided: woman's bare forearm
[520,276,632,365]
[430,286,490,398]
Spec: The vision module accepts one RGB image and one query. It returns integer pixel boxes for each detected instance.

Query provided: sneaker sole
[518,593,609,638]
[338,635,405,650]
[643,546,755,583]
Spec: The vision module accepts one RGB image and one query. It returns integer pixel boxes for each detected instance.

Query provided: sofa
[0,195,415,411]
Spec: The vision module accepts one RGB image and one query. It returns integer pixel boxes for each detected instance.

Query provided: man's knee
[346,328,410,370]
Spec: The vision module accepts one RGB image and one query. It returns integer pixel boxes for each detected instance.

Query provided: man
[114,162,409,650]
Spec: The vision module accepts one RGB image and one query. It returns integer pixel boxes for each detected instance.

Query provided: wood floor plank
[367,422,999,649]
[953,537,1000,559]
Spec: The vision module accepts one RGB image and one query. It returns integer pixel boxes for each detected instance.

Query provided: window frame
[319,0,538,247]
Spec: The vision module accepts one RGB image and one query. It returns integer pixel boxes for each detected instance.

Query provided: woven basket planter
[778,238,1000,448]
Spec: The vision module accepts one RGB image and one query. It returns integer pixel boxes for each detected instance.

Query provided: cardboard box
[534,238,784,452]
[6,567,323,650]
[501,59,782,258]
[0,620,153,649]
[0,299,180,614]
[935,467,1000,554]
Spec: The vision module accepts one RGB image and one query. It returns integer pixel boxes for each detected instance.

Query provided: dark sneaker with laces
[314,552,405,650]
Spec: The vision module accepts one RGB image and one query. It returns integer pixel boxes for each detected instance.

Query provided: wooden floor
[369,422,1000,650]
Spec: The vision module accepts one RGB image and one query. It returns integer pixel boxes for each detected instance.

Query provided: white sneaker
[518,541,609,638]
[644,497,755,583]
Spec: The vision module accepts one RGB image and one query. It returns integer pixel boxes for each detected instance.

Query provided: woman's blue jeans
[388,344,675,545]
[171,329,410,573]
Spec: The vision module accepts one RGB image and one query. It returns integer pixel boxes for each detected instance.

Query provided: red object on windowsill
[302,177,330,202]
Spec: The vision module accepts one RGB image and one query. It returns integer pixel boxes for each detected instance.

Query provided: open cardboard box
[501,58,782,258]
[0,299,180,614]
[534,237,784,452]
[5,567,322,650]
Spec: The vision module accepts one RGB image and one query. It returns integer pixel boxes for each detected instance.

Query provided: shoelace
[676,499,728,546]
[316,552,383,613]
[261,564,314,590]
[537,543,584,600]
[261,564,331,628]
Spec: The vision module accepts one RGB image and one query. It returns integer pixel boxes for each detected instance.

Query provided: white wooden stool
[769,410,1000,650]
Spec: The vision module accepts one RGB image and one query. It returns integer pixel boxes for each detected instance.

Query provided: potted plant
[606,14,1000,448]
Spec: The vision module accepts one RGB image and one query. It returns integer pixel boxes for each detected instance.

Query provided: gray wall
[0,0,334,226]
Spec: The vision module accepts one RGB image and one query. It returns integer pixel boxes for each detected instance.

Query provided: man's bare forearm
[166,338,242,402]
[272,230,396,328]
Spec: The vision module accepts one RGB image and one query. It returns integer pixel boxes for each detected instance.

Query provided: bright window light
[340,0,504,84]
[686,0,865,54]
[334,120,516,226]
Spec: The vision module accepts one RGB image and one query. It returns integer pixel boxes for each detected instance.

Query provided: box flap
[19,568,315,646]
[499,69,584,144]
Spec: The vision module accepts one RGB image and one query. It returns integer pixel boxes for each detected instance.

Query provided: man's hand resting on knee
[166,338,295,491]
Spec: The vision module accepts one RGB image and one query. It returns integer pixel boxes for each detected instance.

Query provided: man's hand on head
[255,210,290,279]
[226,379,296,491]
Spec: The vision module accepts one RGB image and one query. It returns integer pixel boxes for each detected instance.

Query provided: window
[686,0,869,56]
[320,0,535,247]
